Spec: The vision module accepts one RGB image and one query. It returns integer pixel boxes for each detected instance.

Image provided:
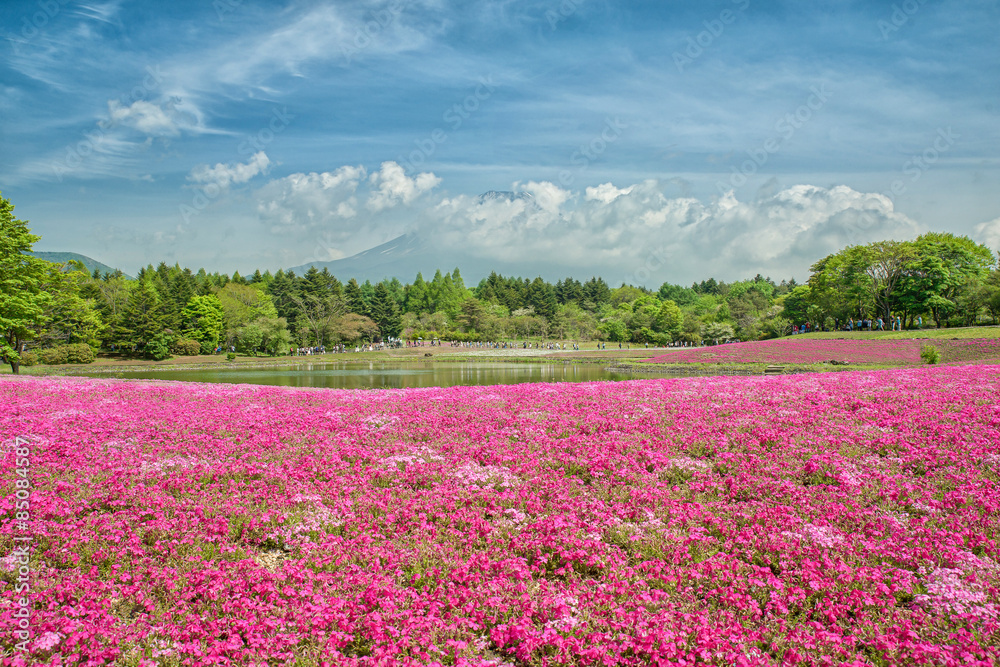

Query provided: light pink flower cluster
[645,337,1000,365]
[1,366,999,665]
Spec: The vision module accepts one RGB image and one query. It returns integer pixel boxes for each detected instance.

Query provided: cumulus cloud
[189,152,271,189]
[253,159,922,282]
[256,165,367,235]
[107,99,181,136]
[427,181,920,282]
[585,182,634,204]
[516,181,571,213]
[366,161,441,211]
[973,217,1000,260]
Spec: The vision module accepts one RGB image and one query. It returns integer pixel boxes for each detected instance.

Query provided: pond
[78,361,641,389]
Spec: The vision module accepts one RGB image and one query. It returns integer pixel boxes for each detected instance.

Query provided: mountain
[27,251,131,278]
[283,190,574,283]
[476,190,536,206]
[284,233,442,283]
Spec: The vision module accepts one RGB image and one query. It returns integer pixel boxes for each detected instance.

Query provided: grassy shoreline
[5,325,999,378]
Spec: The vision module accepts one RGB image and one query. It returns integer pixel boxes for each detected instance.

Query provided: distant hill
[284,233,445,283]
[27,251,132,279]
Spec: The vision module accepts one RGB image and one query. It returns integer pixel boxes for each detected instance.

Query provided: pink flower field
[2,367,999,666]
[644,337,1000,366]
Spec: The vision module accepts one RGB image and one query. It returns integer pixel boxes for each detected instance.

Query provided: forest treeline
[2,191,999,371]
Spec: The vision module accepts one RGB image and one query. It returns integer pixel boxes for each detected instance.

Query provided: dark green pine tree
[344,278,367,316]
[527,276,557,320]
[369,282,403,339]
[169,268,196,323]
[121,280,167,350]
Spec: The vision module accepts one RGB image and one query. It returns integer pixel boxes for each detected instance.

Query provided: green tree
[369,282,403,339]
[344,278,367,316]
[0,193,51,373]
[255,316,291,355]
[236,323,264,356]
[181,294,225,349]
[526,277,557,320]
[34,262,104,351]
[123,280,168,354]
[655,300,683,339]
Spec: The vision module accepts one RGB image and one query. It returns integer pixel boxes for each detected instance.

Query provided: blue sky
[2,0,999,284]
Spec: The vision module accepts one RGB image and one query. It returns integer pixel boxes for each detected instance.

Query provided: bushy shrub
[920,344,941,365]
[171,338,202,356]
[65,343,96,364]
[226,352,237,361]
[19,351,38,367]
[199,341,217,355]
[40,347,68,365]
[145,334,173,361]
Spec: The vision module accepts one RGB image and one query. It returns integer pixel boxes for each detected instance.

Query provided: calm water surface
[80,361,640,389]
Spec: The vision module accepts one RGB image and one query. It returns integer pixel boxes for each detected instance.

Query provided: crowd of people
[791,315,924,334]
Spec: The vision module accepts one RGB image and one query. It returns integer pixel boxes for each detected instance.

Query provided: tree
[526,277,557,320]
[897,233,995,327]
[850,241,915,321]
[256,316,291,355]
[34,262,104,351]
[96,276,133,349]
[655,300,683,339]
[369,282,403,339]
[292,292,346,346]
[122,280,167,354]
[329,313,379,343]
[236,323,264,356]
[215,283,278,342]
[0,193,51,373]
[344,278,367,316]
[181,294,225,349]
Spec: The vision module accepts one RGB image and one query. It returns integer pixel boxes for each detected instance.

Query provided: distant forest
[9,226,1000,364]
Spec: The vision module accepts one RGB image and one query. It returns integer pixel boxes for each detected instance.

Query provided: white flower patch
[140,456,212,474]
[666,456,712,474]
[282,501,343,540]
[383,446,443,469]
[449,462,519,489]
[915,566,999,620]
[362,415,399,431]
[781,523,843,549]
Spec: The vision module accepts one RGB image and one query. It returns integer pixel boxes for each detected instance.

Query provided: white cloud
[585,182,634,204]
[516,180,570,213]
[425,181,920,282]
[366,161,441,211]
[256,165,367,236]
[973,217,1000,260]
[189,151,271,189]
[107,99,180,136]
